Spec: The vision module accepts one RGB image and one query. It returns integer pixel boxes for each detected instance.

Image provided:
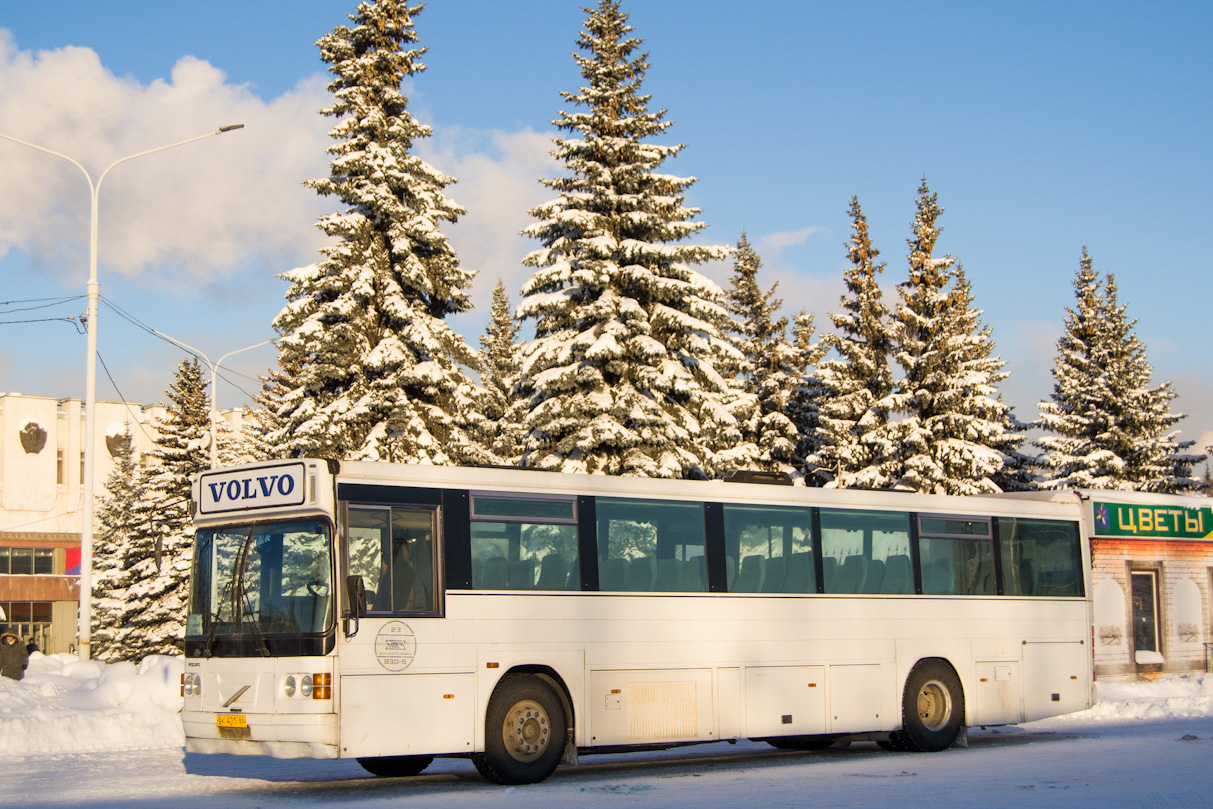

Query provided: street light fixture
[0,124,245,660]
[150,332,273,467]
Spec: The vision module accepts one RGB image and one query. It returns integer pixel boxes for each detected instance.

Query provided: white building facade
[0,391,249,654]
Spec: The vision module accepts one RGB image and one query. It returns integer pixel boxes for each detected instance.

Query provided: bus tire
[877,732,907,752]
[356,755,434,777]
[898,659,964,752]
[472,674,567,785]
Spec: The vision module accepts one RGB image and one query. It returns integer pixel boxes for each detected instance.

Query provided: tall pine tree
[91,428,151,663]
[117,358,211,658]
[811,197,895,487]
[478,279,526,464]
[786,310,828,482]
[263,0,487,464]
[516,0,740,478]
[1037,249,1202,491]
[879,178,1022,494]
[724,233,802,474]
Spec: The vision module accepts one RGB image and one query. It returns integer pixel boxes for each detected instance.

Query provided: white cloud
[0,32,332,286]
[756,226,829,258]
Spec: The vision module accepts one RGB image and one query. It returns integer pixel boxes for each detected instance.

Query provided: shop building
[1084,490,1213,679]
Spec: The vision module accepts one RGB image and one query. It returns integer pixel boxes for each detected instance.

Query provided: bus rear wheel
[356,755,434,777]
[472,674,567,785]
[897,659,964,752]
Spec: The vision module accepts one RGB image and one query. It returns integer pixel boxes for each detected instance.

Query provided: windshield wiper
[201,534,235,658]
[239,575,271,657]
[230,532,271,657]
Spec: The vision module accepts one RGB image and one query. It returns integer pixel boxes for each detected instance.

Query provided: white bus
[183,459,1092,784]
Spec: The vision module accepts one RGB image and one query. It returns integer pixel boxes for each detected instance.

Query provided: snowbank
[0,652,185,756]
[1,654,1211,758]
[1081,673,1213,721]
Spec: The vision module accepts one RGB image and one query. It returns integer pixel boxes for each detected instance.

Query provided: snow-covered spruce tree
[214,410,259,467]
[263,1,488,464]
[116,358,211,658]
[880,179,1023,494]
[478,279,526,464]
[1036,249,1202,492]
[516,0,742,478]
[810,196,895,488]
[785,311,827,483]
[91,428,152,663]
[723,233,802,474]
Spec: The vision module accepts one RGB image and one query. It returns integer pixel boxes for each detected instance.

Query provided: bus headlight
[181,673,202,698]
[282,672,331,699]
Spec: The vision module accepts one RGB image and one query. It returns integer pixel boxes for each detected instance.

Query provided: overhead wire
[0,295,87,331]
[98,295,271,402]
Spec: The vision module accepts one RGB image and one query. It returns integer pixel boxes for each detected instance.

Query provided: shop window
[1131,570,1161,661]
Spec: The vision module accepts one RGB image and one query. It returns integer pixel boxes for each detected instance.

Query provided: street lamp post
[151,333,272,467]
[0,125,245,660]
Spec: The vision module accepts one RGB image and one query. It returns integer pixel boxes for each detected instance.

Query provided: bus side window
[390,508,437,612]
[998,518,1083,597]
[722,504,813,593]
[468,495,580,591]
[819,508,912,595]
[596,498,707,593]
[347,507,388,610]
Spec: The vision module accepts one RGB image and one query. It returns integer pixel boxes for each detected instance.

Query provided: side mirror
[343,574,367,638]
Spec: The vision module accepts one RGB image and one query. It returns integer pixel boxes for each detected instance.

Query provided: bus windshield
[187,519,333,640]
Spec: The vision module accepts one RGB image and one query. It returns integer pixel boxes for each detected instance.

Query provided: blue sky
[1,1,1211,453]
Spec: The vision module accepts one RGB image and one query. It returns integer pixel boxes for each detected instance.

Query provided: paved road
[4,715,1213,809]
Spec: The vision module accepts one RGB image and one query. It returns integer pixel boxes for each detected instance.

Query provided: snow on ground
[2,656,1213,808]
[0,652,184,756]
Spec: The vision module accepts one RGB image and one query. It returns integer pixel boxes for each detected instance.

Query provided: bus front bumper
[183,710,338,759]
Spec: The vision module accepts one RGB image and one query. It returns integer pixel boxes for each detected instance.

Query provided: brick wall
[1090,537,1212,677]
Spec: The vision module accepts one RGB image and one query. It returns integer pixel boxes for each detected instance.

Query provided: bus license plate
[216,714,247,729]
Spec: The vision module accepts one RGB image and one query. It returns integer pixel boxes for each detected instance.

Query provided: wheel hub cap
[917,680,950,731]
[505,699,550,761]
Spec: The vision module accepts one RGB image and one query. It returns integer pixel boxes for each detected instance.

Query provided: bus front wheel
[896,659,964,752]
[472,674,567,785]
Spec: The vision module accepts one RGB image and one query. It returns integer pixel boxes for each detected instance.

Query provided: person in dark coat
[0,628,28,680]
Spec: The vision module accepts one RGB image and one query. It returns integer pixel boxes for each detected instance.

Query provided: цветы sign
[1093,501,1213,539]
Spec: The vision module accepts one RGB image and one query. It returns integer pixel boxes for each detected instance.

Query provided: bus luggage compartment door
[744,665,827,738]
[339,672,474,758]
[1022,641,1089,722]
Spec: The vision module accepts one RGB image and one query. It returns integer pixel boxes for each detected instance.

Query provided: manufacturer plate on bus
[216,714,248,729]
[198,462,308,515]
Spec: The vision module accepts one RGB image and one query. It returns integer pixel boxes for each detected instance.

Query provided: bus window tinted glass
[999,518,1083,597]
[918,537,995,595]
[469,495,579,591]
[918,515,995,596]
[348,506,439,612]
[596,498,706,593]
[470,522,579,590]
[348,508,388,609]
[390,508,438,612]
[819,509,912,594]
[723,504,814,593]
